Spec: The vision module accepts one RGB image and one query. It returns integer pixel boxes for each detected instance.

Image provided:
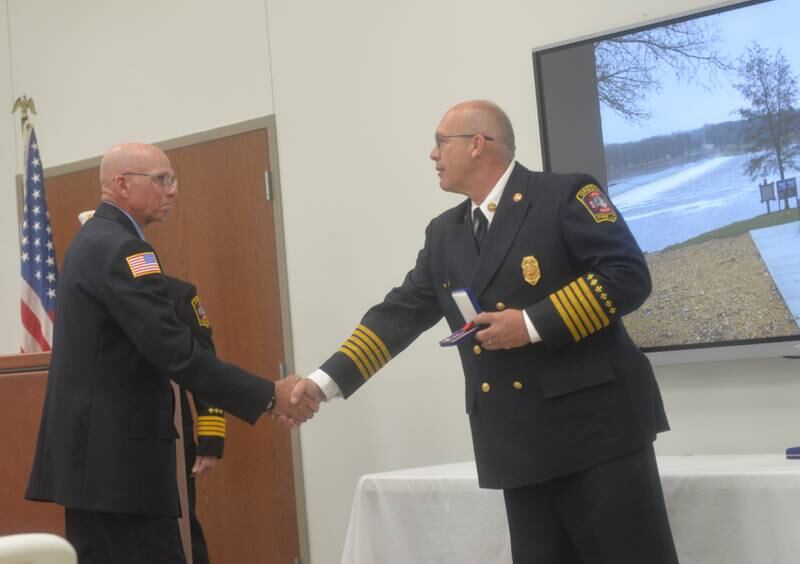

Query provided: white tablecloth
[341,455,800,564]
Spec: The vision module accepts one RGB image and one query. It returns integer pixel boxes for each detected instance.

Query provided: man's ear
[112,174,128,196]
[470,136,487,159]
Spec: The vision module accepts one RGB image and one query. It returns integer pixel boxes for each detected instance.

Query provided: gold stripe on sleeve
[197,423,225,433]
[563,284,596,335]
[549,293,580,342]
[338,345,372,381]
[197,421,225,429]
[342,341,378,375]
[556,289,588,339]
[569,281,602,332]
[197,416,225,424]
[347,335,381,372]
[354,327,390,366]
[357,325,391,362]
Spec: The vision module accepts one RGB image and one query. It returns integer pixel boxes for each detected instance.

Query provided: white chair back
[0,534,76,564]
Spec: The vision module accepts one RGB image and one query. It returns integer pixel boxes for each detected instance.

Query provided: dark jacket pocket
[129,406,179,439]
[538,357,616,399]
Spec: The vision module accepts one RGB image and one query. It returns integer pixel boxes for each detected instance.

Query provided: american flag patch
[125,252,162,278]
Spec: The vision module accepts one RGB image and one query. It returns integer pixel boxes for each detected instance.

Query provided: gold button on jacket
[473,344,482,355]
[496,302,506,311]
[481,382,491,393]
[512,381,523,390]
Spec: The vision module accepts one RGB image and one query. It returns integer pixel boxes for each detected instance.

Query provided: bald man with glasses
[291,101,678,564]
[27,143,318,564]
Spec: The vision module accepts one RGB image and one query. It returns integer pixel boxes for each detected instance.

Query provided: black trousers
[65,507,186,564]
[503,444,679,564]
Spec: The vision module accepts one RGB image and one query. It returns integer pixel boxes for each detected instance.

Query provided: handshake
[268,375,325,428]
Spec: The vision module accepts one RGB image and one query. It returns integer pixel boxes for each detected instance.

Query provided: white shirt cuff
[523,311,541,344]
[308,368,342,401]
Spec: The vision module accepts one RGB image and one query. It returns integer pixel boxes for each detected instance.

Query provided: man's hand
[271,374,320,428]
[474,309,530,350]
[290,378,326,406]
[270,377,326,429]
[191,455,218,478]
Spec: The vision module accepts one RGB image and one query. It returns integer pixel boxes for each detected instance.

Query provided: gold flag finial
[11,95,36,132]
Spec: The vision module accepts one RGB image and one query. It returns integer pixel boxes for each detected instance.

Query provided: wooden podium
[0,352,63,535]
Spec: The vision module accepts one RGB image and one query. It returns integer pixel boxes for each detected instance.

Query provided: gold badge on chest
[521,255,541,286]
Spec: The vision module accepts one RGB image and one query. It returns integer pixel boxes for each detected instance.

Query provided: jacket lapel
[447,199,480,284]
[471,164,532,298]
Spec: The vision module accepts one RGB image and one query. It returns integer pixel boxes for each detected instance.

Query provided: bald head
[99,143,168,189]
[445,100,515,161]
[99,143,177,227]
[430,100,516,202]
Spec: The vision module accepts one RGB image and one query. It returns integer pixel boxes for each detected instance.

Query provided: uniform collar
[102,201,146,240]
[470,160,515,226]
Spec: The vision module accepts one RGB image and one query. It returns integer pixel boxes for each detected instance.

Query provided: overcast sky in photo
[600,0,800,145]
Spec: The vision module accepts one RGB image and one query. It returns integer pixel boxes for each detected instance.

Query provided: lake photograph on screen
[596,0,800,348]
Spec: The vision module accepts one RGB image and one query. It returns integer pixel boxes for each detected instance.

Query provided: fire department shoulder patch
[576,184,617,224]
[191,295,211,328]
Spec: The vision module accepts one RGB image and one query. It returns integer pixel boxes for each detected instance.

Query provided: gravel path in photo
[624,234,798,348]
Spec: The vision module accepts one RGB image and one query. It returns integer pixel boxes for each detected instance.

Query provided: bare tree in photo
[595,20,730,122]
[734,43,800,182]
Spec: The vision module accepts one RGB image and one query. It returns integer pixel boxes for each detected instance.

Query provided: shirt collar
[105,201,146,240]
[471,161,515,226]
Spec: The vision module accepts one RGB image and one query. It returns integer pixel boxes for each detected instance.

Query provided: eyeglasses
[434,133,495,149]
[122,172,178,189]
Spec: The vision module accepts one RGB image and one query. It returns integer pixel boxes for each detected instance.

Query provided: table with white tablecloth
[341,455,800,564]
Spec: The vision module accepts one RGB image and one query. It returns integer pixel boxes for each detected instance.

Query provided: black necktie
[473,207,488,251]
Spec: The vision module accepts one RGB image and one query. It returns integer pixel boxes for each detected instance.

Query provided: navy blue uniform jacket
[26,202,272,516]
[321,163,669,489]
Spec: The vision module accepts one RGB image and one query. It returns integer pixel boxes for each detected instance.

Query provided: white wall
[0,0,22,350]
[263,0,800,562]
[0,0,274,352]
[5,0,275,168]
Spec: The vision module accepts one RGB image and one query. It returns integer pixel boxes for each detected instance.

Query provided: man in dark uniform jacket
[291,101,678,563]
[26,143,317,564]
[167,275,224,564]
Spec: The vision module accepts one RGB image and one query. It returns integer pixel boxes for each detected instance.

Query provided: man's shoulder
[74,218,140,255]
[526,169,600,202]
[431,198,470,226]
[529,169,597,187]
[65,219,154,282]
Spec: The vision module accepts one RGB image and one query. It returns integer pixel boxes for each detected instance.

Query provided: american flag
[125,252,161,278]
[20,127,57,352]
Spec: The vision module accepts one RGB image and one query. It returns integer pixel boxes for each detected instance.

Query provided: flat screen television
[533,0,800,363]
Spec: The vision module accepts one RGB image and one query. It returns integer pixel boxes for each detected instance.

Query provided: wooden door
[41,128,299,563]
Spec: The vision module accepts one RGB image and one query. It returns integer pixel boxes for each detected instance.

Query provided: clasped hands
[269,374,326,429]
[269,309,528,428]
